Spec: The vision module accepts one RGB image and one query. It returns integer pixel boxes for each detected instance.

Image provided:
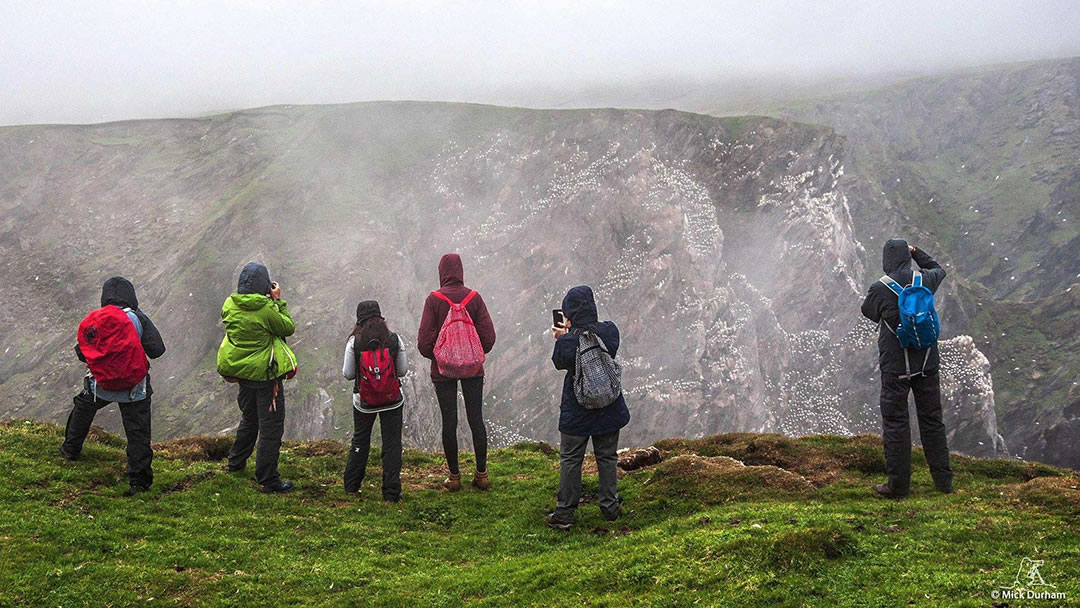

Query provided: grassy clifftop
[1,420,1078,607]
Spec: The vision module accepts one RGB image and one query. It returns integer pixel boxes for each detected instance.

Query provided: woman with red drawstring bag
[416,254,497,492]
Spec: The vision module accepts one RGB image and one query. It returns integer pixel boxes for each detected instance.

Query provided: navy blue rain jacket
[551,286,630,437]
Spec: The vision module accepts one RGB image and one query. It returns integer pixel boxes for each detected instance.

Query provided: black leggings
[434,377,487,475]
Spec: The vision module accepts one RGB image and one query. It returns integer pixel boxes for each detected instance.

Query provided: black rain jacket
[860,240,945,376]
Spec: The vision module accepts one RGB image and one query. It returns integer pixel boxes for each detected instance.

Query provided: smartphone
[552,309,565,328]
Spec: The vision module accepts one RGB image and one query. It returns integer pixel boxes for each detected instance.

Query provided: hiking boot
[59,446,79,461]
[126,485,150,496]
[262,480,294,494]
[546,514,572,531]
[935,482,954,494]
[472,471,490,491]
[443,473,462,492]
[871,484,907,499]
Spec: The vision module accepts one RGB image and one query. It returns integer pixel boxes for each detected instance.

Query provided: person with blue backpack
[861,239,953,498]
[341,300,407,502]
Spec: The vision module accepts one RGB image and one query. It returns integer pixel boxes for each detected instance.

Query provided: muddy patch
[162,471,217,494]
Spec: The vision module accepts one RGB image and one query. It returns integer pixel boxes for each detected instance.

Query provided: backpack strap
[879,275,903,296]
[432,289,477,309]
[911,271,922,288]
[122,308,144,339]
[898,346,932,380]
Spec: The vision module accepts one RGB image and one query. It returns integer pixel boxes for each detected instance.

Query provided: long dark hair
[352,316,397,355]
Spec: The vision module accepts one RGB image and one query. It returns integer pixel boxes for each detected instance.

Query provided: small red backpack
[356,346,402,407]
[431,290,486,378]
[77,305,148,391]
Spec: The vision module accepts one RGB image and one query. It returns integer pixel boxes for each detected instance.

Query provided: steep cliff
[0,103,1007,458]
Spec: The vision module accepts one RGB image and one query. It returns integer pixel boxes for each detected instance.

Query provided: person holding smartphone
[547,285,630,530]
[217,262,298,494]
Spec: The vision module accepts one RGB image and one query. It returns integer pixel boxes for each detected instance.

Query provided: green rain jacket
[216,293,297,381]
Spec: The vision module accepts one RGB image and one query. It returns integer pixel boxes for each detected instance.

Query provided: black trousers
[343,406,403,500]
[433,377,487,475]
[227,379,285,487]
[879,371,953,495]
[62,380,153,489]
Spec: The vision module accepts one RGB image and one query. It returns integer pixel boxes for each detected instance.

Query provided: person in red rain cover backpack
[61,277,166,495]
[417,254,496,491]
[341,300,408,502]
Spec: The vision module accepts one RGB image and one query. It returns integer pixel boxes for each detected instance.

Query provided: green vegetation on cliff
[1,420,1078,607]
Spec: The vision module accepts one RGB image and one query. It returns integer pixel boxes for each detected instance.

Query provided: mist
[2,0,1079,126]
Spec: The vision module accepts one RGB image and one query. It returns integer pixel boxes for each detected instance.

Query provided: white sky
[2,0,1079,125]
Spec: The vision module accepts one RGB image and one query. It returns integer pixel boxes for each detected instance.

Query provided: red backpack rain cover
[357,347,402,407]
[431,290,486,379]
[77,305,148,391]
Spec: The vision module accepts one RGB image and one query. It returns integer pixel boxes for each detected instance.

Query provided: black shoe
[546,514,572,531]
[935,482,954,494]
[59,446,79,461]
[226,464,246,473]
[126,485,150,496]
[383,495,401,504]
[262,480,294,494]
[871,484,907,499]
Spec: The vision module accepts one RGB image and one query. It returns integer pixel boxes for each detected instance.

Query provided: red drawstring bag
[431,290,486,378]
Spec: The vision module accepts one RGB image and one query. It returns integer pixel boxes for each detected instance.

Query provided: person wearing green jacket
[218,262,298,493]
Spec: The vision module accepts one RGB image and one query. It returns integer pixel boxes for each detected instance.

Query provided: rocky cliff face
[0,102,1007,458]
[770,58,1079,466]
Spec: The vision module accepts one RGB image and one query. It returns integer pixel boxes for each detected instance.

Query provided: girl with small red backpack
[342,300,407,502]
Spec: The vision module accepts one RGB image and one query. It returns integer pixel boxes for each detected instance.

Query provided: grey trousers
[552,430,620,523]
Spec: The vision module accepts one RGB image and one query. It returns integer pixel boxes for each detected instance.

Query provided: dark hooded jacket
[551,286,630,436]
[417,254,497,381]
[76,276,167,393]
[237,261,272,296]
[860,240,946,375]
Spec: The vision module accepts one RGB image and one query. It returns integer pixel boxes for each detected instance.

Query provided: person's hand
[270,282,282,300]
[552,325,568,338]
[909,245,916,254]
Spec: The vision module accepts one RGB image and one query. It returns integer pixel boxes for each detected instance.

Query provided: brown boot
[443,473,461,492]
[472,471,490,491]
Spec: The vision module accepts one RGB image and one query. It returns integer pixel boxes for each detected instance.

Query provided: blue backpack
[880,271,940,378]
